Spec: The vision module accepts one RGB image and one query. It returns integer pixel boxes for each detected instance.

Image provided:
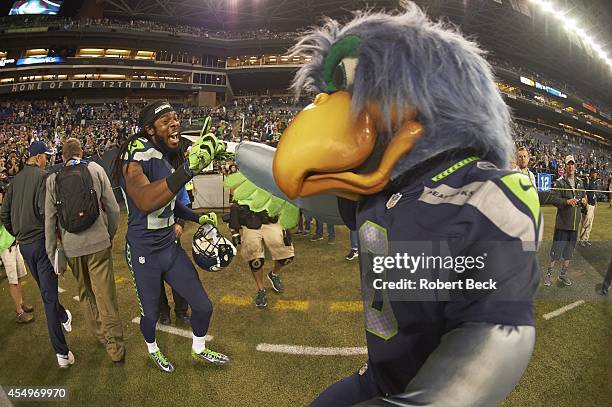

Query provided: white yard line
[256,343,367,356]
[131,317,213,341]
[542,300,585,320]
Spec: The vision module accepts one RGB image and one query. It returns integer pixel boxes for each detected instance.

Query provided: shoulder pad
[127,137,150,154]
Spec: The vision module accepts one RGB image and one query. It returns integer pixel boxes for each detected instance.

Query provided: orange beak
[273,91,423,200]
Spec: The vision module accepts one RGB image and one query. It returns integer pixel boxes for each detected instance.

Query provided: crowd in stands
[0,96,303,177]
[0,15,306,41]
[513,122,611,199]
[490,56,610,118]
[0,97,610,197]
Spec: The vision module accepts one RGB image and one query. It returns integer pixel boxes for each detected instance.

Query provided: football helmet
[192,223,237,272]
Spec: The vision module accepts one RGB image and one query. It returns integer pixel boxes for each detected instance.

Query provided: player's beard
[153,133,183,169]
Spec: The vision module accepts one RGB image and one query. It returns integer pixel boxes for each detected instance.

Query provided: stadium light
[562,17,576,30]
[539,1,554,13]
[529,0,611,69]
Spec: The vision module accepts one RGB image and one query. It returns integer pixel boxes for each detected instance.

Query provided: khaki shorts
[1,245,27,285]
[241,223,294,262]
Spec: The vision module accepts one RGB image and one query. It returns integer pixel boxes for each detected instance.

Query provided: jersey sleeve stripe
[133,148,163,162]
[467,181,537,251]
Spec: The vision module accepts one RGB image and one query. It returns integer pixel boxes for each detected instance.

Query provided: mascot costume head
[274,2,512,200]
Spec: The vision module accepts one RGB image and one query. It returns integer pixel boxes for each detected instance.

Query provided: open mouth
[168,131,179,144]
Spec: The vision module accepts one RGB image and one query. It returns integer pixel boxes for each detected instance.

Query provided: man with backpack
[1,141,75,368]
[45,137,125,365]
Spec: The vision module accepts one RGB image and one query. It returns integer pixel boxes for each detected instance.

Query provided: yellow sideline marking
[114,276,127,284]
[273,300,309,311]
[330,301,362,312]
[220,295,251,306]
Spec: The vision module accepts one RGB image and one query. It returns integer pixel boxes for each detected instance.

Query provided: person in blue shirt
[112,100,229,372]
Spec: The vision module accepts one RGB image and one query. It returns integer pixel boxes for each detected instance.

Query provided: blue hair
[290,1,513,176]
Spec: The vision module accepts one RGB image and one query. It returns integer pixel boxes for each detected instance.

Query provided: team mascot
[227,2,541,405]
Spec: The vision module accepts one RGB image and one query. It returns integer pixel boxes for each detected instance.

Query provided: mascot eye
[332,57,358,91]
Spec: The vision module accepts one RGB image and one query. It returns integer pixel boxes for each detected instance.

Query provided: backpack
[54,160,100,233]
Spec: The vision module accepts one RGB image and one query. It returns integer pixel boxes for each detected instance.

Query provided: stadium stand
[1,96,610,198]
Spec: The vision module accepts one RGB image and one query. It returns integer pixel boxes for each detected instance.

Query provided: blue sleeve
[177,187,190,206]
[174,199,199,223]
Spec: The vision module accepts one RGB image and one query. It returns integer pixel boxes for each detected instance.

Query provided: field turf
[1,204,610,406]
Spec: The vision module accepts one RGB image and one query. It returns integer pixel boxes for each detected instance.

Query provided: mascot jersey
[344,153,541,396]
[120,137,196,251]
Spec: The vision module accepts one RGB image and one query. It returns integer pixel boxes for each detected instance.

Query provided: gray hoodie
[45,159,120,261]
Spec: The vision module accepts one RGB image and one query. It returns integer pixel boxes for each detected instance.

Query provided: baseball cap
[27,141,54,157]
[564,155,575,164]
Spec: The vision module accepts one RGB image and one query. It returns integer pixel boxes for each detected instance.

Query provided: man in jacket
[541,155,587,286]
[45,138,125,365]
[1,141,74,368]
[513,146,536,187]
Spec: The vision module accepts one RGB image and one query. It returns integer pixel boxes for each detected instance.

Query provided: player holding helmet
[112,101,232,372]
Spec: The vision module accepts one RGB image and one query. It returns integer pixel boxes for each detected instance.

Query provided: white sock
[192,334,206,353]
[146,340,159,354]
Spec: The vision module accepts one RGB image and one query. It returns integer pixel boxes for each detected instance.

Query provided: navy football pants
[126,240,212,342]
[310,364,382,406]
[20,239,70,355]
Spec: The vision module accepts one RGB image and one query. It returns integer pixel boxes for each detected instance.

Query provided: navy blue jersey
[354,155,541,395]
[120,137,177,251]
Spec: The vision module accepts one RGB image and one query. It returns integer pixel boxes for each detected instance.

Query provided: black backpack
[54,161,100,233]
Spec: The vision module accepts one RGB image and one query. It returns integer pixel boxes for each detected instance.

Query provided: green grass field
[1,204,611,406]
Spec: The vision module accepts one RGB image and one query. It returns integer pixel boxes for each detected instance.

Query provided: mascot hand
[214,141,235,161]
[189,133,219,173]
[224,171,299,229]
[198,212,218,227]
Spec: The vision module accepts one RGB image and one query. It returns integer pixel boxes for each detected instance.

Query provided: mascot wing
[231,141,345,227]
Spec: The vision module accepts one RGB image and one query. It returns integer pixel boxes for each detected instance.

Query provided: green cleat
[149,350,175,373]
[191,348,230,366]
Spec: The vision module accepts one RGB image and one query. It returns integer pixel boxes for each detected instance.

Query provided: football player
[112,101,229,372]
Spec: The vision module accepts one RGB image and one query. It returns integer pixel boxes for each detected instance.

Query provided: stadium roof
[96,0,610,101]
[96,0,398,29]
